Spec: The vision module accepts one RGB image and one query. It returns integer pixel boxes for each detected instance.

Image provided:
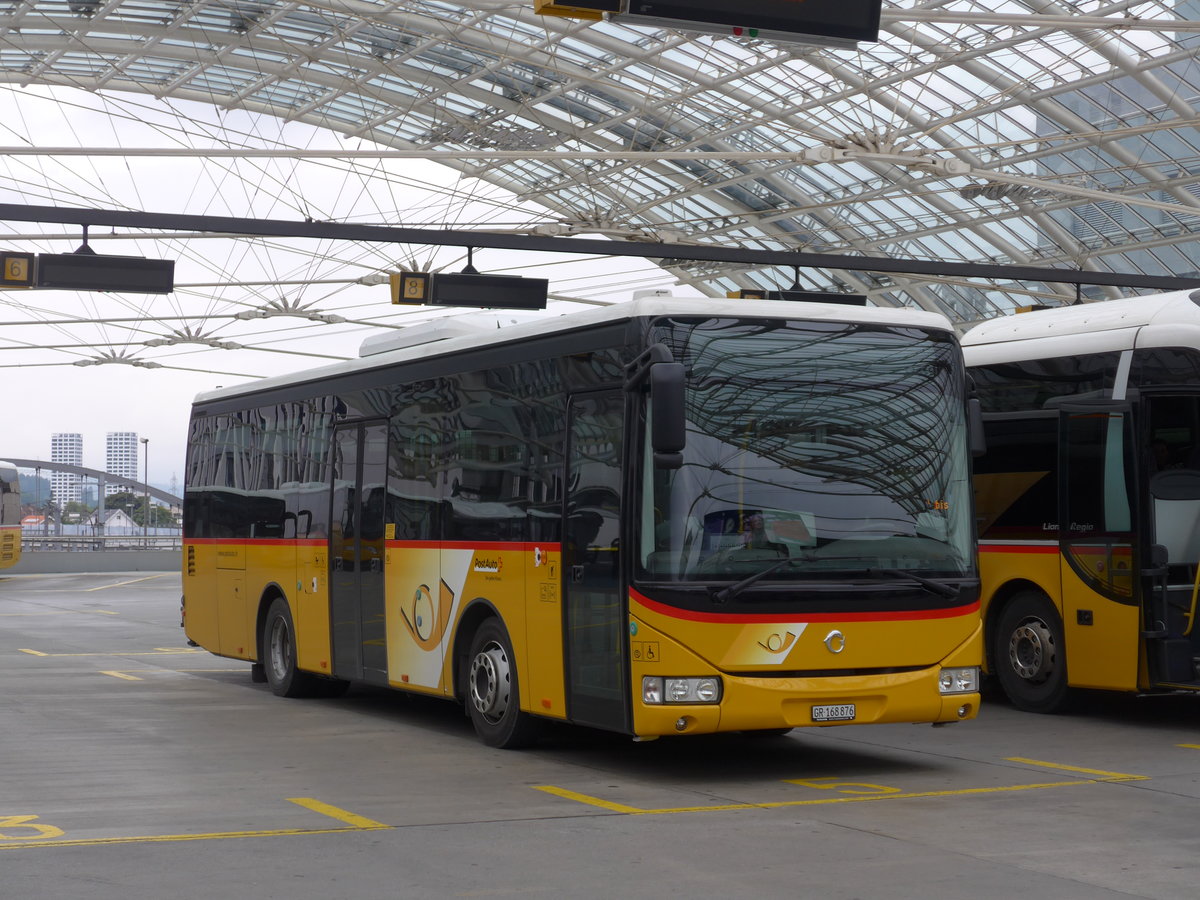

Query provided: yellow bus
[0,460,20,570]
[965,288,1200,711]
[182,296,982,747]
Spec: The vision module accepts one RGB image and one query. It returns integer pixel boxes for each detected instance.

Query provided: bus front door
[564,392,628,732]
[329,421,388,685]
[1144,394,1200,685]
[1059,401,1142,691]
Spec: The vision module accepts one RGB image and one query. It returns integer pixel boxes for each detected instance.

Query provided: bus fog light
[667,678,691,702]
[642,676,663,704]
[695,678,719,702]
[938,666,980,694]
[643,676,723,705]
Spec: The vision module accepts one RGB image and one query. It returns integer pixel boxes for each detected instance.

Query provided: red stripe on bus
[185,538,563,551]
[386,541,560,552]
[630,588,979,624]
[185,538,326,547]
[979,543,1060,554]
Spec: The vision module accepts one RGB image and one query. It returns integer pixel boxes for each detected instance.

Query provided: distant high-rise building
[50,432,82,505]
[106,432,139,495]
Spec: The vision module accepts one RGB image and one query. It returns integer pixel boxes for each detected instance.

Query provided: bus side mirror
[969,397,987,458]
[650,362,686,469]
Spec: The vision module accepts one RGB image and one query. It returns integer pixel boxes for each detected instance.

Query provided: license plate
[812,703,856,722]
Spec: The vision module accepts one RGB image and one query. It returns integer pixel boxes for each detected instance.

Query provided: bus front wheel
[993,591,1071,713]
[262,597,319,698]
[465,618,539,749]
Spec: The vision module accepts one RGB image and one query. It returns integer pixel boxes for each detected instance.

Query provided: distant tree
[103,490,176,528]
[64,500,94,517]
[103,491,141,521]
[17,473,51,502]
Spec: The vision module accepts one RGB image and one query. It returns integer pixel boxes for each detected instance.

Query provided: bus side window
[1149,470,1200,566]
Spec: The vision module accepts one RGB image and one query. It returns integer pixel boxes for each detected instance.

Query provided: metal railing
[20,534,182,552]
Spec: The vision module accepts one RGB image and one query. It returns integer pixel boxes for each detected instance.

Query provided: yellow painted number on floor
[0,815,64,840]
[787,777,902,796]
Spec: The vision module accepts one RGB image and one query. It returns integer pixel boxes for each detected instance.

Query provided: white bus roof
[195,296,952,405]
[962,289,1200,351]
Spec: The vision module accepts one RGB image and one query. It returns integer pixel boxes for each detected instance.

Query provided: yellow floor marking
[1004,757,1148,781]
[287,798,390,829]
[0,799,391,851]
[18,648,202,657]
[536,779,1113,815]
[0,824,376,851]
[0,815,64,840]
[84,574,174,592]
[535,785,643,814]
[536,759,1149,816]
[1177,744,1200,750]
[97,668,244,680]
[0,610,117,617]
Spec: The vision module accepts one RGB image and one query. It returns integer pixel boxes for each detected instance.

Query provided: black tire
[261,597,320,698]
[993,591,1071,713]
[465,618,539,749]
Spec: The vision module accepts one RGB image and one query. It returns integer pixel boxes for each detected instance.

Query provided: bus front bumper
[632,666,980,738]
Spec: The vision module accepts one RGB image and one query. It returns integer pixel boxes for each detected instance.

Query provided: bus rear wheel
[465,618,539,749]
[993,591,1071,713]
[262,597,319,698]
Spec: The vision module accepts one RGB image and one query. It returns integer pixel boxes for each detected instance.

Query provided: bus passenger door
[1143,394,1200,684]
[329,421,389,685]
[564,392,628,732]
[1058,401,1142,690]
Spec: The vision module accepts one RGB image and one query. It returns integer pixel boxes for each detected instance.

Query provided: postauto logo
[473,556,502,574]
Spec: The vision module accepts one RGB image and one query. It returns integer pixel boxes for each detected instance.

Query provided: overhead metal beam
[0,202,1195,292]
[4,457,181,505]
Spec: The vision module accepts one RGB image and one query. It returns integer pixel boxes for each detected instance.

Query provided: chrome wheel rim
[269,616,291,683]
[469,640,511,724]
[1009,619,1055,683]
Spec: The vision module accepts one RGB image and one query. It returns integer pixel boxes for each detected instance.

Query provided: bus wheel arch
[259,590,320,698]
[455,606,539,749]
[984,580,1045,674]
[992,588,1071,713]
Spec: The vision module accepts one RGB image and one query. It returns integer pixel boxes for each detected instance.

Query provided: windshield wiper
[866,567,959,599]
[711,557,802,603]
[710,560,961,604]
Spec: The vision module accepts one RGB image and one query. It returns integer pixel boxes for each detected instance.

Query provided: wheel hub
[269,617,290,682]
[1009,619,1056,683]
[470,642,511,723]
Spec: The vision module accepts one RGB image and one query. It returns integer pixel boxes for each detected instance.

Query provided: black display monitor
[431,273,549,310]
[625,0,880,44]
[36,253,175,293]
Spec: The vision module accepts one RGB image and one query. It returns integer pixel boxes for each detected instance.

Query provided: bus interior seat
[1150,469,1200,566]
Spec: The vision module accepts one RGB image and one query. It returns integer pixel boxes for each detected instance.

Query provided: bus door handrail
[1187,564,1200,638]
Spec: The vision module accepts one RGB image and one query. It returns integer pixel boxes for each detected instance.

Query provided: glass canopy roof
[1,0,1199,374]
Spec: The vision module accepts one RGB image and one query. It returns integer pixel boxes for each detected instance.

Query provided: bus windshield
[638,317,974,587]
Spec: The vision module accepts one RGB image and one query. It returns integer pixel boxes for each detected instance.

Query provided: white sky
[0,86,678,488]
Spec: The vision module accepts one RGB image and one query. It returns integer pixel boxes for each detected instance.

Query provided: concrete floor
[2,571,1200,899]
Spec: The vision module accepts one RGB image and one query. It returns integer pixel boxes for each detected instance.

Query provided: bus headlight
[938,667,980,694]
[642,676,722,705]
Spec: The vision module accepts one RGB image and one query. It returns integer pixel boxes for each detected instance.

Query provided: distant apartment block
[106,431,140,495]
[50,432,82,504]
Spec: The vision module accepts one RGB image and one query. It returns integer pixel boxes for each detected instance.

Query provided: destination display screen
[626,0,881,42]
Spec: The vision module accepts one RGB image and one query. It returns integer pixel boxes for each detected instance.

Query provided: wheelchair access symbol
[631,641,660,662]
